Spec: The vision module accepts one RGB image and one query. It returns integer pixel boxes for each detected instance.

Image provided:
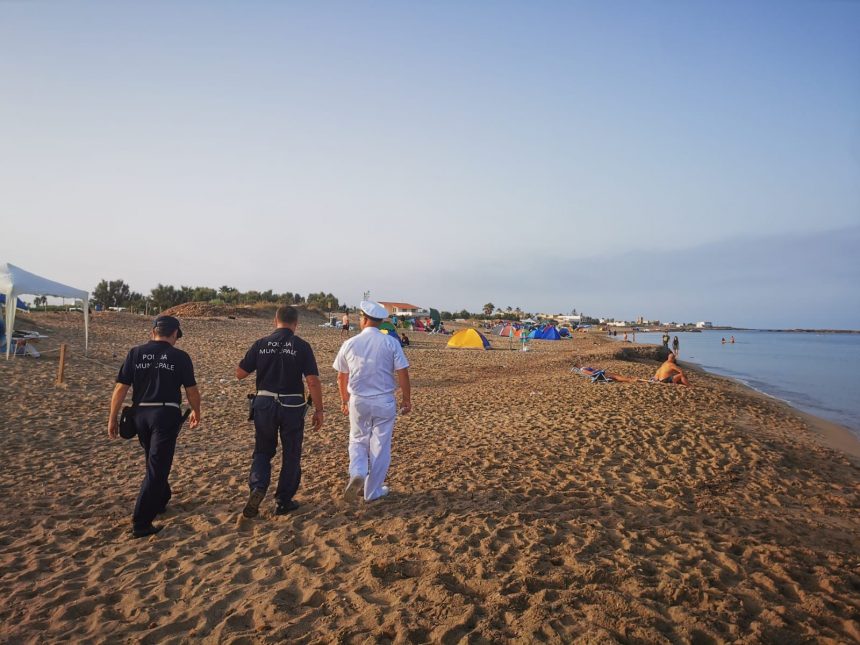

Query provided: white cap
[359,300,388,320]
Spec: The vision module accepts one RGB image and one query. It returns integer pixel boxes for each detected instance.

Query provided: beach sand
[1,312,858,643]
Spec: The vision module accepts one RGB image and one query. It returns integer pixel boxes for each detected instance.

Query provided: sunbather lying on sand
[652,353,690,386]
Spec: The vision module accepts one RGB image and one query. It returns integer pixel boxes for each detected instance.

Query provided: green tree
[92,279,132,308]
[192,286,218,302]
[126,292,146,313]
[218,285,239,304]
[482,302,495,316]
[150,284,182,311]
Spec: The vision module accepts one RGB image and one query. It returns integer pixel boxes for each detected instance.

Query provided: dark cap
[153,315,183,339]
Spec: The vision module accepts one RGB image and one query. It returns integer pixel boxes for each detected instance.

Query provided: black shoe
[132,524,163,539]
[275,500,300,515]
[243,488,266,518]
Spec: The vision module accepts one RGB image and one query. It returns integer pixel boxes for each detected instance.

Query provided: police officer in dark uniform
[237,305,324,517]
[108,315,201,538]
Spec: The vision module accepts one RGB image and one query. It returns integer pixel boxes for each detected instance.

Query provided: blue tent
[0,294,29,311]
[559,327,570,337]
[537,325,561,340]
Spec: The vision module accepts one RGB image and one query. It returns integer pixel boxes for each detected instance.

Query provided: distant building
[378,301,423,317]
[696,321,713,328]
[558,314,582,323]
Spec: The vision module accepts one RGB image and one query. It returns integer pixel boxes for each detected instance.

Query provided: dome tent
[536,325,562,340]
[446,328,491,350]
[379,320,401,343]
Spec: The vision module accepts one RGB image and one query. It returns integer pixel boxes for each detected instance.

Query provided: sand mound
[159,302,269,318]
[160,302,326,322]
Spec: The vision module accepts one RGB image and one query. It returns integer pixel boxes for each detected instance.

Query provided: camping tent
[429,308,441,332]
[536,325,561,340]
[446,328,491,350]
[379,320,401,343]
[496,324,516,337]
[0,263,89,359]
[0,294,29,311]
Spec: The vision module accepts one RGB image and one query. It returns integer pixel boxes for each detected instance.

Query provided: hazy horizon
[2,2,858,329]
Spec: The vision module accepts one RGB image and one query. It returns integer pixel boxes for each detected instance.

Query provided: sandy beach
[1,310,858,643]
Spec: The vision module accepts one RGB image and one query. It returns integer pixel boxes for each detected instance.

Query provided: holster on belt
[119,405,138,439]
[247,393,256,421]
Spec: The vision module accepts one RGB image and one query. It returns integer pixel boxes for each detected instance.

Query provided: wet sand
[1,312,858,643]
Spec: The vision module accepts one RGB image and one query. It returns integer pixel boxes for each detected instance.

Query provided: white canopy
[0,262,89,359]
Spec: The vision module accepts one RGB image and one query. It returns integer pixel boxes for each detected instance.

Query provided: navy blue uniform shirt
[239,328,318,394]
[117,340,196,404]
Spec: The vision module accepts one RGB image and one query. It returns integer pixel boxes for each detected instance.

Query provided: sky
[1,1,858,328]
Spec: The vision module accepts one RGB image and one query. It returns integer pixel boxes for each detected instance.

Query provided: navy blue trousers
[132,408,181,529]
[249,397,306,504]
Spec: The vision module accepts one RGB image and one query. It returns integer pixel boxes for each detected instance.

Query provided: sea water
[628,330,860,436]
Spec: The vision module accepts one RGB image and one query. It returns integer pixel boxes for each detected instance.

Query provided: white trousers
[348,394,397,501]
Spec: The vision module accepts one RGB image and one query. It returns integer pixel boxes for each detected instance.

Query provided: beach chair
[589,369,612,384]
[571,366,613,384]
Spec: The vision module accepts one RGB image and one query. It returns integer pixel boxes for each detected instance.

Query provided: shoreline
[685,361,860,461]
[658,352,860,460]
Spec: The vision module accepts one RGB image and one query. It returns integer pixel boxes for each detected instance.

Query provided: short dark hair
[276,305,298,324]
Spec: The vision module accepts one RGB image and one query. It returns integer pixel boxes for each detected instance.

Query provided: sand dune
[1,312,858,643]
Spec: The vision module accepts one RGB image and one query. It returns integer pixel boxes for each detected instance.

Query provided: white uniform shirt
[333,327,409,397]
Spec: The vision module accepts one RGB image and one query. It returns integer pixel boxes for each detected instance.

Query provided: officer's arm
[236,367,251,380]
[185,385,202,428]
[337,372,350,415]
[306,375,324,430]
[107,383,130,439]
[396,368,412,414]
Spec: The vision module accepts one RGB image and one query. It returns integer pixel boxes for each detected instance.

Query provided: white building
[696,321,713,328]
[378,301,423,317]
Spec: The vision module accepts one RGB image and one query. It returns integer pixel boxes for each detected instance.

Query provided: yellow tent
[446,328,491,350]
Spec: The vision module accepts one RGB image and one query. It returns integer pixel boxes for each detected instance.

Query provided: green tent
[429,308,441,331]
[379,320,401,342]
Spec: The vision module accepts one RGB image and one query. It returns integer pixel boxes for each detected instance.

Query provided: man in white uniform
[333,300,411,502]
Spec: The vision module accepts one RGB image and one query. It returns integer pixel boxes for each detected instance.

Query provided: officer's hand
[189,410,200,429]
[108,418,119,439]
[341,401,349,416]
[311,409,324,430]
[400,400,412,415]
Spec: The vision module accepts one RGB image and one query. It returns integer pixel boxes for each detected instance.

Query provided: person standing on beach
[672,336,680,356]
[333,300,411,503]
[107,315,201,539]
[341,311,350,337]
[662,331,670,348]
[237,305,324,518]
